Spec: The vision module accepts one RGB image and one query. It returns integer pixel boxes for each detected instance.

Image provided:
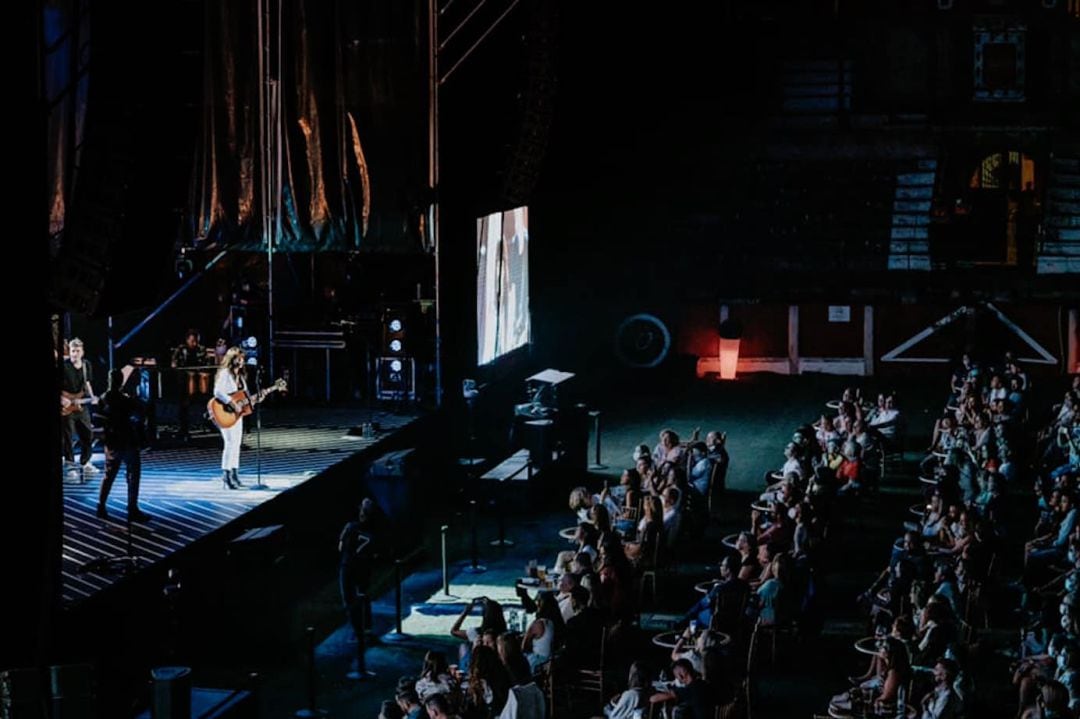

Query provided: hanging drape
[44,0,90,258]
[190,0,427,252]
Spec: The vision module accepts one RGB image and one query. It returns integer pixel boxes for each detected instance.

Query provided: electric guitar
[207,378,287,429]
[60,390,97,417]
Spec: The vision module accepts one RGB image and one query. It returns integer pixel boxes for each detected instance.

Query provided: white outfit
[525,618,554,670]
[869,408,901,438]
[214,369,244,471]
[593,492,622,519]
[605,688,645,719]
[689,457,712,495]
[415,674,453,701]
[498,683,546,719]
[780,457,803,480]
[557,593,575,623]
[919,683,959,719]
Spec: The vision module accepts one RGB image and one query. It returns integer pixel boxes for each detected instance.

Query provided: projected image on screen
[477,206,530,365]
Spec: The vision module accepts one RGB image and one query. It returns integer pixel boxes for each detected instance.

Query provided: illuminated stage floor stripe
[62,407,420,605]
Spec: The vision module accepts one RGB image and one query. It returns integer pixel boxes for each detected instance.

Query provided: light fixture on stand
[718,319,742,380]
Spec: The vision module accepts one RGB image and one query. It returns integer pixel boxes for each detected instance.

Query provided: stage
[61,406,424,606]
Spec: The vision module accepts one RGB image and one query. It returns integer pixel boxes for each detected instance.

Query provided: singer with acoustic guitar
[60,338,99,474]
[209,346,286,489]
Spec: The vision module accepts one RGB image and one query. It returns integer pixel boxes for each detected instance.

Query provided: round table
[652,630,731,649]
[854,636,882,656]
[918,476,939,486]
[558,527,577,540]
[768,470,785,481]
[826,400,843,410]
[721,533,740,550]
[909,503,927,518]
[751,502,771,513]
[694,580,718,594]
[829,704,916,719]
[932,450,948,459]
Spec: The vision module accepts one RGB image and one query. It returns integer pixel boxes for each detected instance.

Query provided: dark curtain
[191,0,427,253]
[44,0,90,258]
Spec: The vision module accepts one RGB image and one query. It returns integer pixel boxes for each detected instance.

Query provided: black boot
[222,470,236,489]
[230,468,243,488]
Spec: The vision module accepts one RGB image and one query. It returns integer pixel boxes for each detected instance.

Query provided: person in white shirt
[662,486,682,542]
[653,428,685,467]
[869,393,901,439]
[687,442,712,496]
[919,658,960,719]
[605,662,648,719]
[568,486,621,525]
[213,346,247,488]
[987,374,1008,403]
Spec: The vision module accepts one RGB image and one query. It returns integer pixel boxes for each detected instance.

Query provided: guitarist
[60,338,98,474]
[213,346,247,489]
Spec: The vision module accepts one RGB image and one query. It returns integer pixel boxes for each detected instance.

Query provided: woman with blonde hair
[213,346,247,488]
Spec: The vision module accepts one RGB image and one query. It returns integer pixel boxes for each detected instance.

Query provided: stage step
[481,449,535,482]
[1039,153,1080,275]
[887,159,937,272]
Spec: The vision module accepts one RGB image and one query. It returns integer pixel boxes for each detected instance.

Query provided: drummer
[171,328,209,439]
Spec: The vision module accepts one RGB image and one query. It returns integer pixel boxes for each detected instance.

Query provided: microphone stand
[79,443,146,575]
[79,509,145,575]
[249,363,269,491]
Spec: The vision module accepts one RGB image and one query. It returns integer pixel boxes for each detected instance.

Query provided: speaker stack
[375,306,416,401]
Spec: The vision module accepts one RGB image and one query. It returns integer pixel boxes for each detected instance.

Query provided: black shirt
[564,606,605,668]
[62,360,92,394]
[172,344,207,367]
[339,520,373,567]
[99,389,143,450]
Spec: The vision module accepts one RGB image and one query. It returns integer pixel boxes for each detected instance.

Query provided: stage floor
[61,406,422,606]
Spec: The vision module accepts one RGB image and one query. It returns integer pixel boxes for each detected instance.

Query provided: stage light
[719,339,740,380]
[244,336,258,349]
[718,320,742,380]
[389,339,402,352]
[390,359,403,373]
[389,319,403,333]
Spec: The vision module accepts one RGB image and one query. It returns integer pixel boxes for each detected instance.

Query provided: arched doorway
[932,149,1043,269]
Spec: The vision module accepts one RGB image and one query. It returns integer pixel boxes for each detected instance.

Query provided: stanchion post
[589,409,606,470]
[441,525,450,596]
[394,559,404,634]
[490,496,514,547]
[463,499,487,573]
[470,500,479,568]
[293,626,327,717]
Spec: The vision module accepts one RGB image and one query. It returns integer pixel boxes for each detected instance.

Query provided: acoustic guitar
[207,378,287,429]
[60,390,97,417]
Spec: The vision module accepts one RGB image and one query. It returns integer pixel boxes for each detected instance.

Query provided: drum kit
[168,346,218,396]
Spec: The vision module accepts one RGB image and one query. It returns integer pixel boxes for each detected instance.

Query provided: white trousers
[220,418,243,470]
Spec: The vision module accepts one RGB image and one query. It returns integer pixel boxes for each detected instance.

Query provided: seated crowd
[371,353,1079,719]
[821,354,1079,719]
